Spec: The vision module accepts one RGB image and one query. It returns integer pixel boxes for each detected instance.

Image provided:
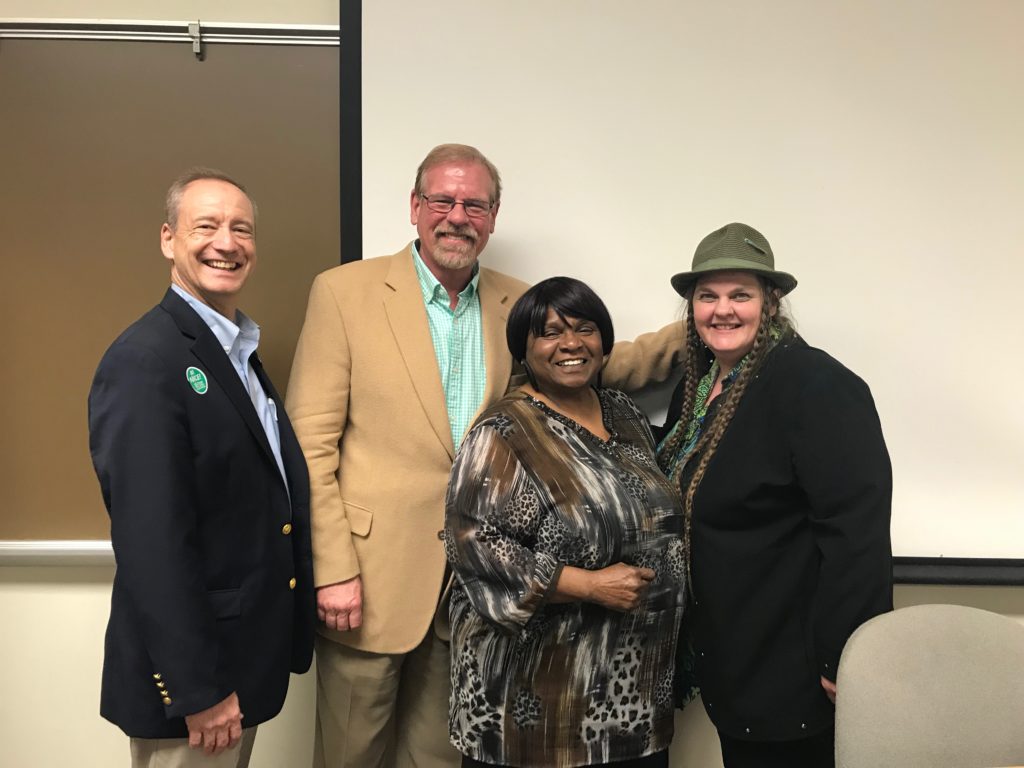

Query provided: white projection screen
[360,1,1024,563]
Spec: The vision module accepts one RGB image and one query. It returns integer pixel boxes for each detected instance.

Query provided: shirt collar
[170,283,260,358]
[411,240,480,306]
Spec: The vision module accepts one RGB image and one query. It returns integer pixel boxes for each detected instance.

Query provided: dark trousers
[718,725,834,768]
[462,750,669,768]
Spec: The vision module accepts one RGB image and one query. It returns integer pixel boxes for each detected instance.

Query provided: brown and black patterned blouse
[443,388,686,767]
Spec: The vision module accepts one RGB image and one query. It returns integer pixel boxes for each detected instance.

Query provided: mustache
[433,224,478,242]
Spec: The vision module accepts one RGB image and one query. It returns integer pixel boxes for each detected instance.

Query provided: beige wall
[1,569,1020,767]
[0,567,315,768]
[0,0,337,24]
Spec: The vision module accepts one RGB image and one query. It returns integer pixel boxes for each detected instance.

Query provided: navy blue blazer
[88,289,315,738]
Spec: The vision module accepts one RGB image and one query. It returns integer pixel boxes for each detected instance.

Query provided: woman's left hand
[552,563,655,611]
[820,675,837,704]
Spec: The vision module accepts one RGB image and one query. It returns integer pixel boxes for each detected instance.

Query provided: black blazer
[88,289,315,738]
[668,336,892,741]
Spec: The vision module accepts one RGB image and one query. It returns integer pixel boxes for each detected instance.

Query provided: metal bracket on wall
[187,21,202,59]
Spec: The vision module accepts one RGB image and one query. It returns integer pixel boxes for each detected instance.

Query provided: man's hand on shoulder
[185,692,243,755]
[317,577,363,631]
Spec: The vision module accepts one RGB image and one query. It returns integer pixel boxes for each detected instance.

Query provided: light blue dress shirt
[170,284,289,492]
[411,242,486,448]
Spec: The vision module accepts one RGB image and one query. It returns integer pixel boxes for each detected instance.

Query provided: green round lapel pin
[186,366,209,395]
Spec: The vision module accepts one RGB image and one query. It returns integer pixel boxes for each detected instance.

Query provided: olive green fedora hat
[670,222,798,297]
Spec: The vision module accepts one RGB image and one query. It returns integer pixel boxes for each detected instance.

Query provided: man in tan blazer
[286,144,685,768]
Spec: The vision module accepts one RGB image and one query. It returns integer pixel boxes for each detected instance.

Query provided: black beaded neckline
[518,388,620,448]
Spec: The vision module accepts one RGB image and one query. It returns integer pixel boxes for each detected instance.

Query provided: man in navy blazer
[88,169,315,767]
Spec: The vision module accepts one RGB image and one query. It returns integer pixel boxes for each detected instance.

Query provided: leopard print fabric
[443,389,686,767]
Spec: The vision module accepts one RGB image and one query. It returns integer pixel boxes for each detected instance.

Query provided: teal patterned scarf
[657,323,783,481]
[657,358,744,481]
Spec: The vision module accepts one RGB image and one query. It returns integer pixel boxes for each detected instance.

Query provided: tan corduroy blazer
[286,245,685,653]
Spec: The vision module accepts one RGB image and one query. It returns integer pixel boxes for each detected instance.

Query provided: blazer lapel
[382,249,456,460]
[477,269,516,420]
[160,289,277,468]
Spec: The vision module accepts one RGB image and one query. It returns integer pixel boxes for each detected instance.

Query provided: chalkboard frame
[893,557,1024,587]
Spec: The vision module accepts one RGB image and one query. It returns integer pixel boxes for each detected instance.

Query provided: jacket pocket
[207,588,242,619]
[343,501,373,537]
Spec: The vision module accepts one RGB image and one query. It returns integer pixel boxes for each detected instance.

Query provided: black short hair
[506,276,615,362]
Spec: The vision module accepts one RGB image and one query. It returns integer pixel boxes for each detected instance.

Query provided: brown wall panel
[0,39,340,538]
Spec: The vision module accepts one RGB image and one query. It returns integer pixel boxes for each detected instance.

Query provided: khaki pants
[130,727,257,768]
[313,629,459,768]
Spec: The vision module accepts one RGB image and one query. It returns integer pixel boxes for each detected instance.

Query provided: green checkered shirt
[412,242,486,448]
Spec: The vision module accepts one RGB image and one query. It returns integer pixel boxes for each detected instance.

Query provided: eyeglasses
[420,194,494,219]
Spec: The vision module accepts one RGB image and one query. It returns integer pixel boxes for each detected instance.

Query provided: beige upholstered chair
[835,604,1024,768]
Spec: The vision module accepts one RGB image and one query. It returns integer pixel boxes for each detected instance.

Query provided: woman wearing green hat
[656,223,893,767]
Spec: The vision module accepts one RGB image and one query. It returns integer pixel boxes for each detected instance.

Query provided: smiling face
[160,178,256,319]
[692,271,775,372]
[524,308,605,397]
[410,161,498,277]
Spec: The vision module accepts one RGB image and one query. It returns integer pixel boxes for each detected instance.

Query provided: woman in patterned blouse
[443,277,687,768]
